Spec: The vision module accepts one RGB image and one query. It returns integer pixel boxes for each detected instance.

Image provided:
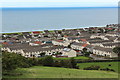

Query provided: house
[52,40,70,47]
[93,46,118,58]
[105,32,118,37]
[32,31,40,34]
[106,24,119,28]
[63,36,89,43]
[61,48,77,57]
[114,37,120,42]
[71,42,85,50]
[100,42,120,48]
[63,36,78,42]
[90,34,109,40]
[2,43,64,58]
[71,42,93,52]
[88,40,113,46]
[105,36,117,41]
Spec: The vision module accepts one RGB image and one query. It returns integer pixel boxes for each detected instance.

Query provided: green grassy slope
[77,62,119,72]
[3,66,118,78]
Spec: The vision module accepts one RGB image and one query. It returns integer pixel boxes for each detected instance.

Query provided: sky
[0,0,119,8]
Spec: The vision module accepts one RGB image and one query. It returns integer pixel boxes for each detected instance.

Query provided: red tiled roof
[105,28,113,30]
[80,39,86,42]
[32,31,40,34]
[75,50,81,52]
[56,40,63,42]
[82,44,88,47]
[34,41,41,44]
[2,42,8,45]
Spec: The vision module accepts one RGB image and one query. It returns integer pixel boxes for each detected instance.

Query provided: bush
[53,58,78,69]
[100,68,115,72]
[70,58,79,69]
[2,51,32,71]
[83,65,100,70]
[42,56,54,66]
[108,64,111,66]
[53,60,62,67]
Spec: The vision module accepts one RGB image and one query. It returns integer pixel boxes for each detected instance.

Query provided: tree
[98,28,104,33]
[70,58,78,69]
[68,44,71,48]
[55,52,62,55]
[39,52,46,57]
[60,58,78,69]
[113,47,120,56]
[2,52,18,71]
[2,51,31,72]
[84,52,91,57]
[42,56,54,66]
[82,48,91,57]
[83,48,87,52]
[53,60,61,67]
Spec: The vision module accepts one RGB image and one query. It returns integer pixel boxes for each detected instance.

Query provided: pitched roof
[2,43,64,53]
[82,44,88,47]
[89,40,113,44]
[80,39,86,42]
[102,42,120,47]
[93,46,112,52]
[71,42,91,48]
[32,31,40,34]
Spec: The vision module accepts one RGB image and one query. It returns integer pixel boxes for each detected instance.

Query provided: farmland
[77,62,119,72]
[3,65,118,78]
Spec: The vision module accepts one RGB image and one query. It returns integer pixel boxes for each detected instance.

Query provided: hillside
[4,66,118,78]
[77,62,119,72]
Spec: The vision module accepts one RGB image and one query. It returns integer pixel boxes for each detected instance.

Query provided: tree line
[2,51,78,73]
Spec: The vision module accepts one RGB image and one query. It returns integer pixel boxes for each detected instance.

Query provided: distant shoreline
[1,25,107,34]
[1,7,118,9]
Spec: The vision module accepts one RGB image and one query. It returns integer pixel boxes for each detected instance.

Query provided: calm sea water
[2,7,118,33]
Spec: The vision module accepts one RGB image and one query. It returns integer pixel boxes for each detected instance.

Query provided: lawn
[77,62,120,72]
[3,66,118,78]
[54,56,90,60]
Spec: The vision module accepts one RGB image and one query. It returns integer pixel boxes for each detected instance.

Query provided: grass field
[3,66,118,78]
[77,62,120,72]
[54,56,90,60]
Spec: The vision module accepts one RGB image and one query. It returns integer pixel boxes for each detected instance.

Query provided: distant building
[100,42,120,48]
[93,46,118,58]
[1,43,64,58]
[61,48,77,57]
[52,40,70,47]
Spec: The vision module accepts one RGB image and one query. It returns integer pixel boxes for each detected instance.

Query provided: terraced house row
[1,24,120,58]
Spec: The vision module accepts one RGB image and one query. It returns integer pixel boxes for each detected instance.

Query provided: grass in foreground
[77,62,119,72]
[3,66,118,78]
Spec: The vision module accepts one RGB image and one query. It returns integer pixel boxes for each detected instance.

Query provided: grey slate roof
[2,43,64,53]
[89,40,113,44]
[93,46,112,52]
[102,42,120,47]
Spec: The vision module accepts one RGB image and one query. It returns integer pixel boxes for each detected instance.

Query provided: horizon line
[1,6,118,9]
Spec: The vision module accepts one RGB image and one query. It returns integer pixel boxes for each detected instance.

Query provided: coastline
[1,25,107,34]
[2,7,118,10]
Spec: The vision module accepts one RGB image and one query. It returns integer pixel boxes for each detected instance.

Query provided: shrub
[2,51,32,71]
[53,60,62,67]
[42,56,54,66]
[70,58,79,69]
[108,64,111,66]
[100,68,115,72]
[83,65,100,70]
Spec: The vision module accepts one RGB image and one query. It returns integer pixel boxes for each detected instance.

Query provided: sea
[1,7,118,33]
